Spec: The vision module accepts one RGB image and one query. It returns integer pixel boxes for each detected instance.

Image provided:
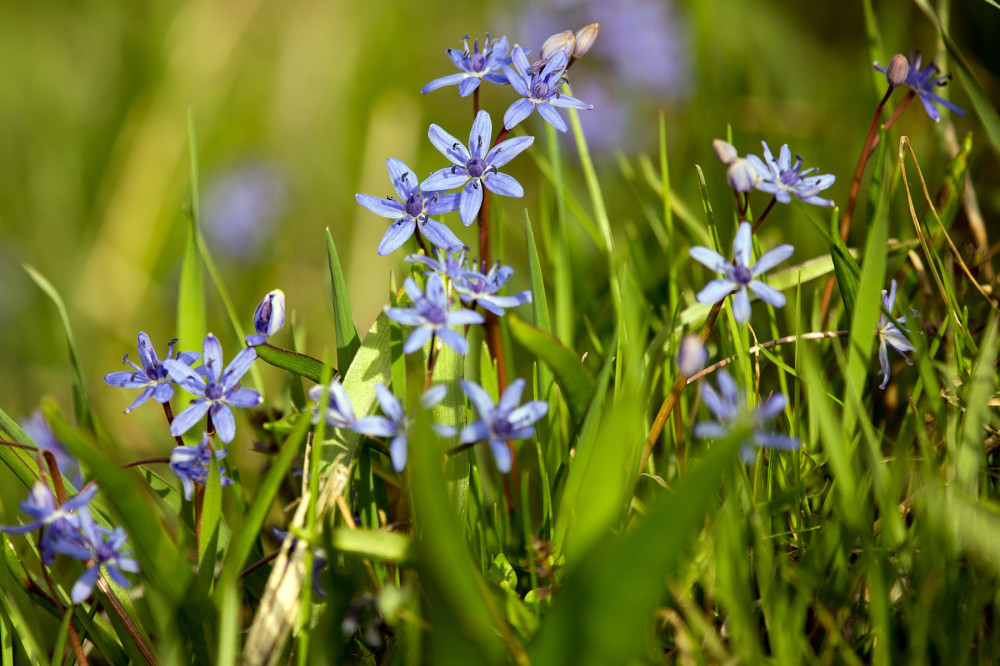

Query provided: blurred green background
[1,0,996,447]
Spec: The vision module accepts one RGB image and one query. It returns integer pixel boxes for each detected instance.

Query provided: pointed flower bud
[573,23,599,58]
[726,157,759,193]
[713,139,738,165]
[248,289,285,345]
[539,30,575,64]
[885,53,910,88]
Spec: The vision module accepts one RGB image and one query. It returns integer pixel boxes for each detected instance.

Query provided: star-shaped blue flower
[874,52,965,123]
[355,158,464,256]
[352,384,455,471]
[459,378,548,474]
[502,45,592,133]
[876,279,915,389]
[689,221,792,323]
[746,142,836,207]
[164,333,261,443]
[384,275,484,355]
[421,34,513,97]
[105,333,200,413]
[169,435,234,501]
[406,248,471,283]
[423,110,534,226]
[67,507,139,604]
[309,379,357,429]
[692,370,799,463]
[0,482,98,565]
[455,262,532,316]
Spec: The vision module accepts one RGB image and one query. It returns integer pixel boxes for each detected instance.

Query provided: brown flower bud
[712,139,738,165]
[573,23,599,58]
[540,30,576,63]
[886,53,910,88]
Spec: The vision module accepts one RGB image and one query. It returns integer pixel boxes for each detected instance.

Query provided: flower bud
[573,23,599,58]
[712,139,738,165]
[886,53,910,88]
[678,334,708,376]
[726,157,759,193]
[248,289,285,345]
[539,30,575,63]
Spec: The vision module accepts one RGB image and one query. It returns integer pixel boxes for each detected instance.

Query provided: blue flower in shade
[169,435,234,501]
[876,279,915,389]
[384,276,484,355]
[874,52,965,123]
[746,142,836,207]
[692,370,799,463]
[352,384,456,472]
[423,110,534,226]
[459,378,549,474]
[0,482,98,565]
[247,289,285,346]
[272,528,328,598]
[406,248,471,283]
[163,334,262,443]
[502,45,592,133]
[105,333,200,413]
[355,159,465,256]
[455,262,533,316]
[21,410,82,487]
[421,34,513,97]
[689,222,792,323]
[67,507,139,604]
[308,379,357,429]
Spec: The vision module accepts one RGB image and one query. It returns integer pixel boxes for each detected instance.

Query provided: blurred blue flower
[247,289,285,346]
[455,262,532,316]
[688,222,792,323]
[876,279,915,390]
[421,34,513,97]
[104,333,200,413]
[459,378,548,474]
[384,276,484,355]
[164,334,261,443]
[355,158,464,256]
[692,370,799,463]
[406,248,472,283]
[874,52,965,123]
[309,379,357,429]
[677,334,708,377]
[202,162,287,259]
[352,384,455,472]
[746,142,836,207]
[502,45,592,133]
[21,409,82,487]
[0,482,98,565]
[423,110,534,225]
[67,507,139,604]
[169,435,234,501]
[272,528,328,598]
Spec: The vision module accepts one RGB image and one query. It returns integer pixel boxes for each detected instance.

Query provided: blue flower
[502,45,592,133]
[423,110,534,226]
[876,279,915,389]
[308,379,357,429]
[746,142,836,207]
[688,221,792,323]
[406,248,471,283]
[692,370,799,463]
[104,333,200,413]
[384,276,484,355]
[459,378,548,474]
[272,528,328,598]
[67,507,139,604]
[247,289,285,346]
[169,435,234,501]
[0,482,98,565]
[874,52,965,123]
[21,410,82,487]
[421,34,513,97]
[355,159,465,256]
[352,384,456,472]
[455,262,532,316]
[163,334,262,443]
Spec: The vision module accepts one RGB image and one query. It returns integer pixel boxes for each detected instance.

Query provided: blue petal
[386,158,416,198]
[509,400,548,428]
[688,246,729,272]
[751,244,794,276]
[483,172,524,198]
[748,281,786,308]
[419,219,463,252]
[486,135,534,168]
[374,383,406,424]
[498,378,526,413]
[378,218,417,255]
[389,434,408,471]
[170,400,211,437]
[71,567,102,604]
[732,222,752,269]
[421,384,449,409]
[421,72,465,94]
[460,421,490,444]
[692,421,729,440]
[461,380,496,419]
[445,309,484,326]
[548,94,591,110]
[427,124,469,165]
[732,287,751,322]
[352,415,397,438]
[221,348,258,390]
[403,327,433,355]
[459,181,484,225]
[124,385,156,413]
[502,66,531,97]
[211,403,236,443]
[503,98,535,130]
[421,167,469,192]
[469,111,493,159]
[384,306,424,327]
[536,103,568,133]
[104,370,148,389]
[437,328,469,354]
[696,279,737,305]
[458,77,480,97]
[227,387,262,408]
[424,191,461,215]
[163,359,206,395]
[490,439,512,473]
[202,334,224,382]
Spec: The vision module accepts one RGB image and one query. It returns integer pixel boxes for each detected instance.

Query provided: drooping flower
[104,333,200,413]
[421,34,513,97]
[247,289,286,346]
[422,110,534,226]
[169,435,234,501]
[163,334,262,443]
[354,159,464,256]
[384,275,484,355]
[406,248,472,283]
[502,45,592,133]
[454,262,532,316]
[692,370,799,463]
[67,507,139,604]
[0,482,98,565]
[308,379,357,429]
[874,51,965,122]
[747,142,836,207]
[459,378,549,474]
[352,384,456,472]
[688,222,792,323]
[876,279,915,389]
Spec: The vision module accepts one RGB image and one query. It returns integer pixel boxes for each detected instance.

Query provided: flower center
[205,382,225,401]
[733,265,752,285]
[531,81,550,99]
[466,157,487,179]
[470,52,486,72]
[405,194,424,218]
[780,169,800,186]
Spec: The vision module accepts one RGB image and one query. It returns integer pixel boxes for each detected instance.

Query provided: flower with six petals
[876,279,915,389]
[421,34,513,97]
[502,45,592,133]
[104,332,200,413]
[384,276,484,355]
[352,384,455,472]
[459,378,548,474]
[747,141,836,207]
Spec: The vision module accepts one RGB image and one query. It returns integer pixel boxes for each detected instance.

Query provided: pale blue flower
[67,507,139,604]
[421,34,513,97]
[459,378,548,474]
[502,45,592,133]
[747,142,836,207]
[455,262,532,316]
[169,435,234,501]
[352,384,456,471]
[104,333,200,413]
[308,379,357,429]
[384,276,484,355]
[876,279,915,389]
[874,52,965,123]
[406,248,471,283]
[0,482,98,565]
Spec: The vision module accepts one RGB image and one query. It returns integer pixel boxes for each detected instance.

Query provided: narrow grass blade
[326,228,361,372]
[253,343,336,383]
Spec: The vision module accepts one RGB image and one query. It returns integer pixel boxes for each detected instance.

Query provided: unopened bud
[712,139,738,165]
[573,23,599,58]
[248,289,285,345]
[726,158,759,193]
[678,334,708,377]
[886,53,910,88]
[540,30,575,63]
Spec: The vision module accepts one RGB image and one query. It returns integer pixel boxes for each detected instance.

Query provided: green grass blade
[326,228,361,372]
[253,343,336,383]
[178,110,206,353]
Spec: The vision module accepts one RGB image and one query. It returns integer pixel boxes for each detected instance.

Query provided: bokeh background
[1,0,997,448]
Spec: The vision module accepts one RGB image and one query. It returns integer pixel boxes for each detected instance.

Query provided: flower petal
[482,172,524,198]
[536,103,568,133]
[486,135,534,168]
[459,181,484,225]
[428,124,469,165]
[751,244,794,276]
[503,97,535,130]
[169,400,211,437]
[748,281,786,308]
[378,218,417,255]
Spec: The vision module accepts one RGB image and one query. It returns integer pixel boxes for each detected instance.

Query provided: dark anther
[401,172,409,181]
[477,135,482,148]
[122,353,130,364]
[452,142,460,150]
[473,181,479,189]
[450,165,458,174]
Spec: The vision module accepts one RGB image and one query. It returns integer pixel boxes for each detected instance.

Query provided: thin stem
[424,333,440,392]
[750,196,778,234]
[241,550,280,579]
[162,401,185,448]
[686,331,849,383]
[120,457,171,470]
